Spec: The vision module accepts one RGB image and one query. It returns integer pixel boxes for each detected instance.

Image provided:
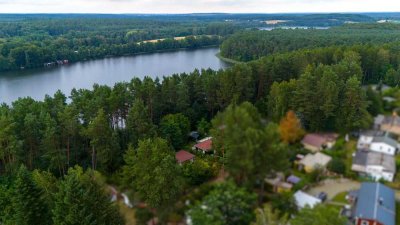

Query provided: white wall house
[365,165,394,182]
[352,150,396,182]
[370,137,397,156]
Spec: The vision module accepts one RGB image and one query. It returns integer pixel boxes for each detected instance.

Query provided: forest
[1,36,400,223]
[0,16,239,71]
[0,13,393,72]
[220,23,400,61]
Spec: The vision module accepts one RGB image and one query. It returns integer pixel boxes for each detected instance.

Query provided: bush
[328,158,346,175]
[135,208,153,225]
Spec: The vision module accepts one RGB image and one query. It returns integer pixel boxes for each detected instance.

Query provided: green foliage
[252,204,288,225]
[160,113,190,150]
[52,166,124,225]
[12,166,50,225]
[212,102,289,185]
[182,158,218,186]
[270,191,297,216]
[328,158,346,174]
[221,24,400,62]
[128,138,183,218]
[188,181,257,225]
[290,205,346,225]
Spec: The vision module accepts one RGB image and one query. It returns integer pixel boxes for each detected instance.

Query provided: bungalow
[192,137,213,154]
[352,182,395,225]
[175,150,195,165]
[301,133,338,152]
[298,152,332,173]
[352,150,396,182]
[294,191,321,209]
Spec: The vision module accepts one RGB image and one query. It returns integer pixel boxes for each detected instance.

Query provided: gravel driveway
[307,178,361,200]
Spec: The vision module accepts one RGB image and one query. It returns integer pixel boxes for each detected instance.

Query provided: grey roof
[360,130,385,137]
[372,135,398,149]
[353,150,396,172]
[355,182,395,225]
[374,114,385,125]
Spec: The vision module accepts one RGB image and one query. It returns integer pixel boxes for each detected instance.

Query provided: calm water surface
[0,47,229,104]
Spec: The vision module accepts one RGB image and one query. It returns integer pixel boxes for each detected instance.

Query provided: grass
[118,202,136,225]
[332,191,348,203]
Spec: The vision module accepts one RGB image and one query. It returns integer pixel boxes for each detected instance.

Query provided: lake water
[0,47,229,104]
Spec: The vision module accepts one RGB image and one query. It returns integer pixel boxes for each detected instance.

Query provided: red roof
[194,138,213,152]
[175,150,195,163]
[301,133,338,148]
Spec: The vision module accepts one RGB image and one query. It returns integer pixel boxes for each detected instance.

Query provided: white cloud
[0,0,399,13]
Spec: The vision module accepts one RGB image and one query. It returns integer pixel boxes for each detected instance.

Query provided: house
[352,182,395,225]
[370,136,398,155]
[375,113,400,135]
[301,133,338,152]
[357,130,385,149]
[352,150,396,182]
[265,172,293,193]
[298,152,332,173]
[294,191,321,209]
[175,150,195,165]
[357,130,398,155]
[193,137,213,154]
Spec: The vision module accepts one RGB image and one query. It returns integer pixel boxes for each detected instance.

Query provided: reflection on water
[0,48,229,104]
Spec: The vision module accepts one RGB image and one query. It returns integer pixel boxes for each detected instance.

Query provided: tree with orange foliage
[279,110,304,144]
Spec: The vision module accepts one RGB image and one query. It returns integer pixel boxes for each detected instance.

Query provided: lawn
[332,191,347,203]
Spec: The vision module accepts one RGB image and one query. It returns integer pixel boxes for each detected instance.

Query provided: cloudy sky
[0,0,399,14]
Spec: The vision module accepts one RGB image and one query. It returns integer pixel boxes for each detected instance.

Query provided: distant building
[375,114,400,136]
[298,152,332,173]
[193,137,213,154]
[175,150,195,165]
[352,150,396,182]
[294,191,321,209]
[351,182,395,225]
[301,133,338,152]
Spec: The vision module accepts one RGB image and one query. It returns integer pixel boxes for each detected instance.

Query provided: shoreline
[0,45,221,75]
[215,52,243,65]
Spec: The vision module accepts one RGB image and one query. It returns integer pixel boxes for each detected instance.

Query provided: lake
[0,47,229,105]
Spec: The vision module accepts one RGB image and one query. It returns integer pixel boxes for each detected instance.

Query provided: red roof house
[175,150,195,164]
[193,137,213,154]
[301,133,338,152]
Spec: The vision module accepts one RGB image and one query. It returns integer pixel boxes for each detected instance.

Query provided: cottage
[301,133,338,152]
[352,150,396,182]
[298,152,332,173]
[193,137,213,154]
[357,130,385,149]
[294,191,321,209]
[175,150,195,165]
[352,183,395,225]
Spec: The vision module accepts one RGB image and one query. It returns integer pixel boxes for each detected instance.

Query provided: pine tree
[12,165,50,225]
[52,166,124,225]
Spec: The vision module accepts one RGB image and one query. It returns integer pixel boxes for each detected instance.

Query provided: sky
[0,0,399,14]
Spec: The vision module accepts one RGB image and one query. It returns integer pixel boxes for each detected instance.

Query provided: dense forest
[0,13,395,72]
[0,16,239,71]
[1,37,400,223]
[220,23,400,61]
